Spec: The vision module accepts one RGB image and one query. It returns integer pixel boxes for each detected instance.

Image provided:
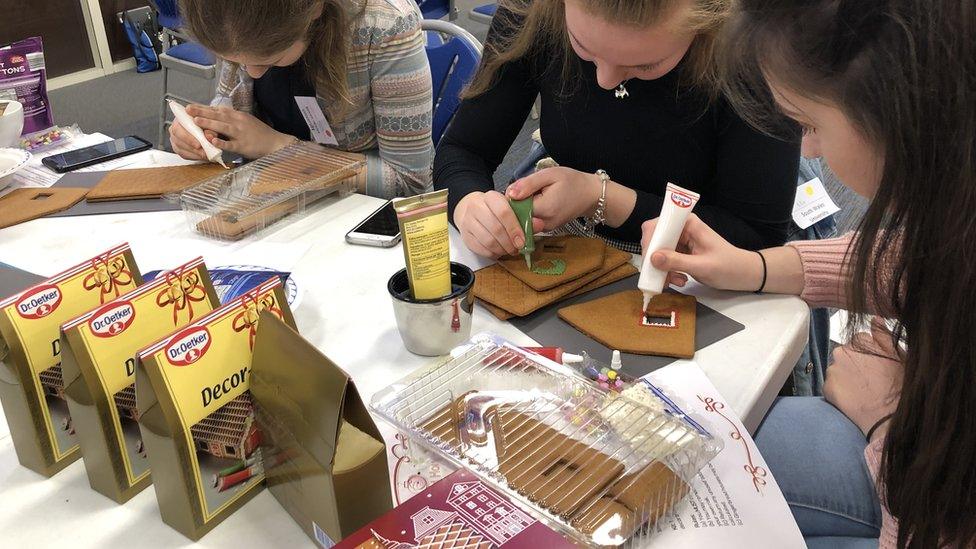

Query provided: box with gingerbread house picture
[335,468,576,549]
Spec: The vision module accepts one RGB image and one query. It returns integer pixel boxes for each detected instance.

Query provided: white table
[0,191,809,548]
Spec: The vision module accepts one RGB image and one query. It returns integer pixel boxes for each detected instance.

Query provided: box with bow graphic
[136,277,295,540]
[0,244,142,476]
[60,257,219,502]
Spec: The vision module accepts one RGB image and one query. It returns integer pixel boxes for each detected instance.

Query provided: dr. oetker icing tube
[168,100,229,168]
[638,183,700,311]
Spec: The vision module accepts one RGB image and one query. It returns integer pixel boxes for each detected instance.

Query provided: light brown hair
[179,0,356,106]
[463,0,731,98]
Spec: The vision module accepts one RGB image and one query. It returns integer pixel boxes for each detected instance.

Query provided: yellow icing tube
[392,189,452,300]
[638,182,700,311]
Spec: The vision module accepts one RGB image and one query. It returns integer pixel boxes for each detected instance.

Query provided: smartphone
[41,135,153,173]
[346,200,401,247]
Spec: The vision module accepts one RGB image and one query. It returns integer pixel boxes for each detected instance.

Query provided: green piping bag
[509,197,535,269]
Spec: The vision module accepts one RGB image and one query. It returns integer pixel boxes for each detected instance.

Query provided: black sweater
[433,12,800,250]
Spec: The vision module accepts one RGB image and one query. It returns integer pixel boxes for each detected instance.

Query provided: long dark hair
[721,1,976,547]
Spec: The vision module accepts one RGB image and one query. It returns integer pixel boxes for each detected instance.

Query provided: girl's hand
[641,214,764,291]
[506,167,602,231]
[455,191,544,259]
[186,104,294,159]
[168,119,217,161]
[824,319,903,438]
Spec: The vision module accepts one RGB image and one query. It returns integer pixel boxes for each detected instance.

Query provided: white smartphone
[345,200,401,247]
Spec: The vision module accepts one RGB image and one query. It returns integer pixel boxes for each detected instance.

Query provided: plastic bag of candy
[0,37,56,144]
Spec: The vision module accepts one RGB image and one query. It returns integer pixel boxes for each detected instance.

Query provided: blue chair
[147,0,188,48]
[426,31,444,47]
[150,0,218,148]
[422,20,482,146]
[470,3,496,24]
[417,0,457,20]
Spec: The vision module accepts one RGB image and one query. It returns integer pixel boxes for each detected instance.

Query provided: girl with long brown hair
[433,0,801,257]
[642,0,976,546]
[169,0,434,198]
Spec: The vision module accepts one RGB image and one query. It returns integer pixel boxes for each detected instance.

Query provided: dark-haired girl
[642,1,976,546]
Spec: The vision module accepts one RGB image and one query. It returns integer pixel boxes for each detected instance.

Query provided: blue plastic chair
[417,0,457,20]
[147,0,187,47]
[470,3,497,24]
[422,20,482,146]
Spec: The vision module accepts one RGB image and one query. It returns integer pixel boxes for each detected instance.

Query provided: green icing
[509,197,535,258]
[531,258,567,276]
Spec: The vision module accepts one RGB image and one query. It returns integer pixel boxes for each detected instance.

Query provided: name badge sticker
[792,177,841,229]
[294,96,339,146]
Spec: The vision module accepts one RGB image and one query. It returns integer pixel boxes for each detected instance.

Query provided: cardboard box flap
[341,380,384,446]
[333,421,385,475]
[251,312,347,470]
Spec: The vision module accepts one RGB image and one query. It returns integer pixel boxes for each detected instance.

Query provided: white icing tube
[638,182,701,311]
[168,100,228,168]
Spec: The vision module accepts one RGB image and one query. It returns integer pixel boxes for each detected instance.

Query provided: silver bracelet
[583,169,609,236]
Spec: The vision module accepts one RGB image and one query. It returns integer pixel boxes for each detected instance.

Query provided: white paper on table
[376,421,456,506]
[642,362,805,547]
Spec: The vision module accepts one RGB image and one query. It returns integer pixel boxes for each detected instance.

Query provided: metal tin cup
[388,262,474,356]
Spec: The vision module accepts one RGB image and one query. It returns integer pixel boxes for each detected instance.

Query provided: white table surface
[0,178,809,548]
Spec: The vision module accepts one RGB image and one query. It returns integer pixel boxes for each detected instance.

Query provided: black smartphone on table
[345,200,401,247]
[41,135,153,173]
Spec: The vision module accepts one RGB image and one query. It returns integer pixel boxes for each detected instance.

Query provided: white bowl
[0,100,24,148]
[0,148,31,192]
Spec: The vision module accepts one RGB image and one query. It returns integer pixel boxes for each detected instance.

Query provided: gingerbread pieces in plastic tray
[370,334,722,547]
[170,142,365,240]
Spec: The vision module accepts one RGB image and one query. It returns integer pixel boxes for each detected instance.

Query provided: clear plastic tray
[371,334,722,546]
[170,142,365,240]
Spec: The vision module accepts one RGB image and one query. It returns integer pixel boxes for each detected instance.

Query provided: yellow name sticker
[0,244,139,460]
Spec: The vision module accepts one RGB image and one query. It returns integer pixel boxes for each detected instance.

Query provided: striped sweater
[212,0,433,198]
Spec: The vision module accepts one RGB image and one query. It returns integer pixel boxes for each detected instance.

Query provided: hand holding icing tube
[638,183,700,311]
[168,100,228,168]
[509,197,535,269]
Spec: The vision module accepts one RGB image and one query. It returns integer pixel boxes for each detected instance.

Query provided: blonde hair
[464,0,731,98]
[180,0,359,107]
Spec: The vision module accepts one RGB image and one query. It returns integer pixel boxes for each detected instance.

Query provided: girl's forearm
[603,181,638,228]
[758,245,806,295]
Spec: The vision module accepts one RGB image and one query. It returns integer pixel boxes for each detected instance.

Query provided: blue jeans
[788,157,838,396]
[755,397,881,547]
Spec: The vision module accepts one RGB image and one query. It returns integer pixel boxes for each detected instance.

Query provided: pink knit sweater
[787,233,898,548]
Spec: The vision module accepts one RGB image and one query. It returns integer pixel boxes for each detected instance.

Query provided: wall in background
[99,0,150,62]
[0,0,96,77]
